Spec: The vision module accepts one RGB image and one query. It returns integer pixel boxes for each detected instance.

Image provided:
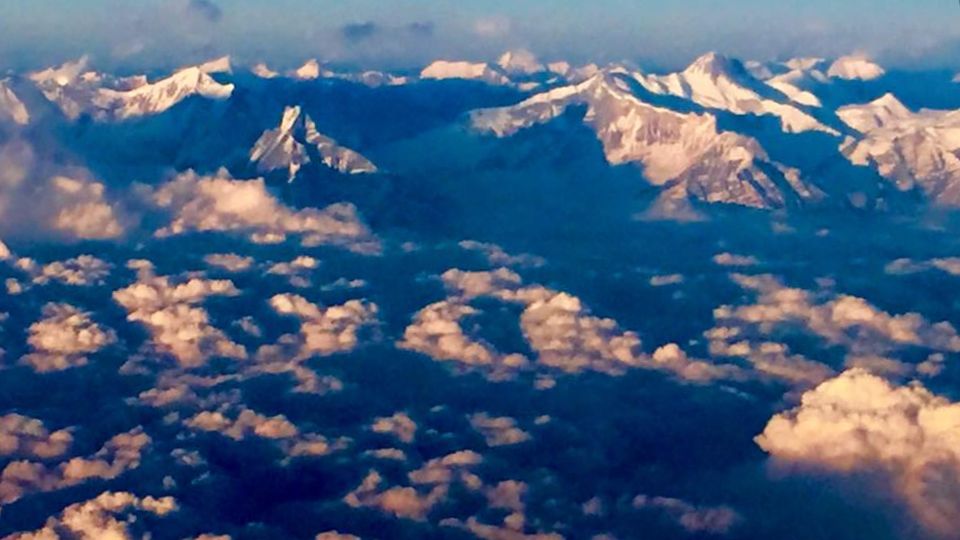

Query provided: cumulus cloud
[265,293,379,360]
[0,414,73,459]
[185,406,341,458]
[152,169,379,254]
[632,495,741,535]
[459,240,545,268]
[707,273,960,385]
[204,253,254,273]
[16,255,112,286]
[22,303,117,372]
[0,141,126,241]
[371,412,418,444]
[112,260,246,367]
[48,176,125,239]
[470,413,531,447]
[398,299,529,377]
[346,450,485,521]
[712,252,760,267]
[421,268,741,381]
[5,491,177,539]
[0,428,149,505]
[756,369,960,535]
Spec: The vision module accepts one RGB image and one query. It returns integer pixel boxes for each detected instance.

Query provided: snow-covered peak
[28,56,91,87]
[252,63,279,79]
[497,50,544,75]
[292,59,325,81]
[97,66,234,120]
[196,56,232,75]
[634,53,836,135]
[250,105,377,180]
[420,60,511,86]
[0,80,30,125]
[683,52,745,79]
[30,60,234,121]
[827,55,885,81]
[470,70,822,210]
[837,93,912,132]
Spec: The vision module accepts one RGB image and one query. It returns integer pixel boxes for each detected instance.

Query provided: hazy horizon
[1,0,959,72]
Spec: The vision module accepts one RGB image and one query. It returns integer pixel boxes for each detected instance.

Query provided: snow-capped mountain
[29,58,234,121]
[633,52,837,135]
[10,50,960,213]
[471,70,822,210]
[839,94,960,205]
[250,105,378,181]
[420,60,513,86]
[0,79,30,125]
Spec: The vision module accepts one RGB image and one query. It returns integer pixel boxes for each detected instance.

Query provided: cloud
[186,0,223,23]
[371,412,418,444]
[470,413,531,447]
[459,240,545,268]
[340,22,380,42]
[632,494,741,535]
[204,253,254,273]
[16,255,112,286]
[185,406,342,458]
[400,268,742,382]
[0,414,73,460]
[707,273,960,385]
[345,450,485,521]
[265,293,379,359]
[474,15,512,38]
[5,491,177,540]
[0,428,149,505]
[152,169,379,254]
[0,141,126,241]
[112,260,246,367]
[22,303,117,373]
[756,369,960,535]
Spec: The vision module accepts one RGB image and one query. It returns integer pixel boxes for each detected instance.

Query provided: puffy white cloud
[0,414,73,459]
[712,252,760,267]
[113,261,246,367]
[22,303,117,372]
[185,406,344,459]
[398,299,529,376]
[756,369,960,535]
[316,533,360,540]
[268,256,320,288]
[371,412,418,444]
[459,240,545,268]
[15,255,112,286]
[707,274,960,385]
[344,470,447,521]
[266,293,379,359]
[402,268,742,382]
[649,274,684,287]
[48,175,125,240]
[633,495,741,535]
[346,450,485,521]
[152,169,379,253]
[447,517,564,540]
[470,413,531,447]
[204,253,254,272]
[886,257,960,277]
[0,428,149,505]
[5,491,177,540]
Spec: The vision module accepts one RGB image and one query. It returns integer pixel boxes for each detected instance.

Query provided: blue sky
[1,0,957,71]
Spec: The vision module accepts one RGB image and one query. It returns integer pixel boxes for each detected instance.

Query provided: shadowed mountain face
[3,51,960,540]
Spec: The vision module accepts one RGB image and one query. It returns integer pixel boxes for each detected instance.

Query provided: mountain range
[2,51,959,216]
